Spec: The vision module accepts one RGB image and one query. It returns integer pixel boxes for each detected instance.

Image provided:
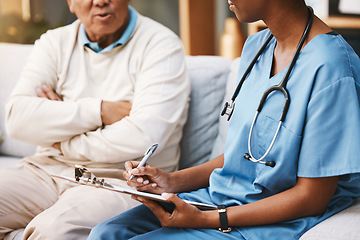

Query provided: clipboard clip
[74,165,113,188]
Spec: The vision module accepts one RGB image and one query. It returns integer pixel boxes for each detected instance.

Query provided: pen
[129,144,158,181]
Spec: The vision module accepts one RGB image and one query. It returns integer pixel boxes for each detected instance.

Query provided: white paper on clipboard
[52,175,217,210]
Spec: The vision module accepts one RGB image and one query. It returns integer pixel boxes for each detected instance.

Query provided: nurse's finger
[124,161,140,172]
[139,197,171,221]
[162,193,189,210]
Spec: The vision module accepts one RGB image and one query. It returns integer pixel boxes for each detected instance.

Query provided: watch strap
[218,205,232,233]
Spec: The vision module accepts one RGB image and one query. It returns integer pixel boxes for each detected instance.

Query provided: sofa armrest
[0,43,36,159]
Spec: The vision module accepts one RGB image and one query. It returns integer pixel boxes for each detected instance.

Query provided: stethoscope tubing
[230,34,274,103]
[258,85,290,122]
[247,112,282,164]
[221,34,274,121]
[222,6,314,167]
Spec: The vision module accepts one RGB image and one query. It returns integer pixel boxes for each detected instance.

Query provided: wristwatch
[218,205,232,233]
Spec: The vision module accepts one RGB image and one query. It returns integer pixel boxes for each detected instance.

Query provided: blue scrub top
[180,29,360,239]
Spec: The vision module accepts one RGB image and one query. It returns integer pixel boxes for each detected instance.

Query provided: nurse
[88,0,360,239]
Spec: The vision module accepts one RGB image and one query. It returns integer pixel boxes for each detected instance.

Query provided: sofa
[1,42,359,240]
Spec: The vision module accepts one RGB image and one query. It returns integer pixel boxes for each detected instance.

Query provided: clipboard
[51,166,216,210]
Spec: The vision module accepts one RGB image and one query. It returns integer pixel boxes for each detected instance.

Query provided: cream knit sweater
[6,15,190,172]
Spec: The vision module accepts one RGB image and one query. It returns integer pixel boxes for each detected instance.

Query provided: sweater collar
[80,5,138,53]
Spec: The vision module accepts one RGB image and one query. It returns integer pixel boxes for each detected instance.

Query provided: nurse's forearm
[169,154,224,193]
[202,176,339,228]
[230,176,338,226]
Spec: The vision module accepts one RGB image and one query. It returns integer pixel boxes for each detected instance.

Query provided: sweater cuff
[77,97,103,128]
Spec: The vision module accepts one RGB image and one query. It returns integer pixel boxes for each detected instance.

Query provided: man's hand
[36,84,63,101]
[52,142,61,151]
[101,100,132,126]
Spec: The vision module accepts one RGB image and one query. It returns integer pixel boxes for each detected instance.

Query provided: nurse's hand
[124,161,173,194]
[134,193,216,229]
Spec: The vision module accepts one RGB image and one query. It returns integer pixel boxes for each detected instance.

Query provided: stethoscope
[221,6,314,168]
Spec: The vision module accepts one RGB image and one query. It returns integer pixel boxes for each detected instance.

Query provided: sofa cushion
[300,199,360,240]
[0,155,21,168]
[0,43,36,158]
[179,56,231,169]
[210,57,240,159]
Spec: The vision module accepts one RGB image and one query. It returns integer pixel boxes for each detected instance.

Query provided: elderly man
[0,0,189,239]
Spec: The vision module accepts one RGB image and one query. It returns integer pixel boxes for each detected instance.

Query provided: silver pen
[129,144,158,181]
